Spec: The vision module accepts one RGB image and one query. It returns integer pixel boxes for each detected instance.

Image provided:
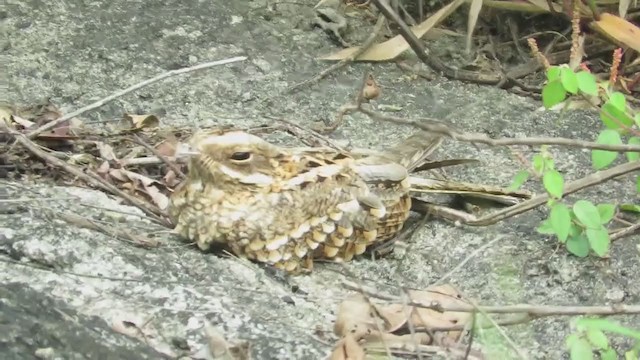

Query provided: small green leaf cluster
[537,201,614,257]
[512,63,640,359]
[510,146,615,257]
[566,318,640,360]
[543,65,640,183]
[510,66,639,258]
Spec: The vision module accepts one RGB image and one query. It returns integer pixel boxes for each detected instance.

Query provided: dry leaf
[405,284,471,342]
[155,138,178,157]
[334,294,383,340]
[522,0,563,12]
[96,160,110,175]
[329,334,366,360]
[122,113,160,130]
[591,13,640,53]
[0,106,13,126]
[319,0,466,61]
[109,169,170,210]
[11,115,35,129]
[466,0,483,54]
[163,170,180,188]
[619,0,632,18]
[95,141,118,162]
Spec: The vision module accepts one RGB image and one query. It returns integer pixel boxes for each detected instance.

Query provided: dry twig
[26,56,248,139]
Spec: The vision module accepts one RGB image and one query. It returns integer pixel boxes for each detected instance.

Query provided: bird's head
[179,130,292,188]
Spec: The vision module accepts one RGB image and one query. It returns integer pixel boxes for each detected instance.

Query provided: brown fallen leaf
[333,284,473,358]
[319,0,466,61]
[95,141,118,162]
[591,12,640,53]
[334,293,383,340]
[11,115,36,129]
[109,168,170,210]
[155,138,178,158]
[121,113,160,130]
[163,169,180,188]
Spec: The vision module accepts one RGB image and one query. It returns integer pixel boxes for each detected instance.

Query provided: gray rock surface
[2,0,639,359]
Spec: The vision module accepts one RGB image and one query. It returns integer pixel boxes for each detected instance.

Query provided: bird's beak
[174,143,200,160]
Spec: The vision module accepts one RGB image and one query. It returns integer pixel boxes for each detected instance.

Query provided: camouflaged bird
[168,129,530,273]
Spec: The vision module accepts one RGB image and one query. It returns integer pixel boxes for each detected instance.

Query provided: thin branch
[6,126,170,227]
[26,56,248,139]
[131,134,185,178]
[342,280,640,316]
[470,159,640,226]
[355,105,640,153]
[53,211,159,248]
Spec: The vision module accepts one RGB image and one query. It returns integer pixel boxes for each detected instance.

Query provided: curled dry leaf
[121,113,160,130]
[401,284,471,342]
[329,334,366,360]
[333,284,472,356]
[109,169,170,210]
[334,293,383,340]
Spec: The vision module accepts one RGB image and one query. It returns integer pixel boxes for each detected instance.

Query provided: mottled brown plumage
[168,129,445,273]
[168,129,531,273]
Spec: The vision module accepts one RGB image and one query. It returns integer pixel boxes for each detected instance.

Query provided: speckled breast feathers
[168,130,427,272]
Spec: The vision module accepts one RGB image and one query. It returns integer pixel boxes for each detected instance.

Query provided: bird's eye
[230,151,252,162]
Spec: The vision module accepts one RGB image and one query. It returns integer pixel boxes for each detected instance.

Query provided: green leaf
[597,204,616,224]
[600,102,634,129]
[586,227,610,256]
[551,203,572,242]
[638,175,640,193]
[560,67,579,94]
[573,200,601,228]
[566,333,580,349]
[576,71,598,96]
[533,154,545,174]
[542,80,567,108]
[601,348,617,360]
[626,137,640,162]
[570,337,594,360]
[547,66,561,81]
[566,234,590,257]
[576,318,640,340]
[592,129,621,170]
[608,92,626,111]
[508,170,530,191]
[536,219,556,235]
[586,329,609,349]
[543,170,564,199]
[620,203,640,214]
[635,113,640,127]
[624,349,638,360]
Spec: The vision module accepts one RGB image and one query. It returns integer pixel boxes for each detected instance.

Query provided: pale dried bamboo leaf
[319,0,466,61]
